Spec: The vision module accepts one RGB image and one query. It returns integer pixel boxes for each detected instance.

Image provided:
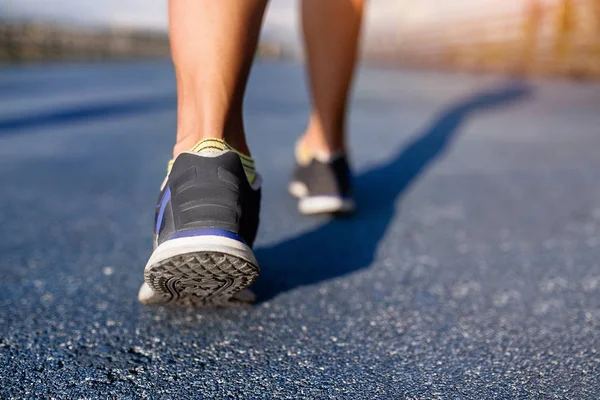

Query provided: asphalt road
[1,60,599,399]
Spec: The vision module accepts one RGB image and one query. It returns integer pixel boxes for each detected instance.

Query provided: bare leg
[169,0,268,158]
[300,0,365,155]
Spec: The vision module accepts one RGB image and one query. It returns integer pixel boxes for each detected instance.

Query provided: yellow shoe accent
[295,139,313,167]
[166,138,256,185]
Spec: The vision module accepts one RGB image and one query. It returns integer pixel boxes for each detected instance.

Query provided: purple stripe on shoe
[155,186,171,235]
[169,228,247,245]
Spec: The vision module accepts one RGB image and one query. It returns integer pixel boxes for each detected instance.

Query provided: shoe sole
[289,182,355,215]
[142,235,259,307]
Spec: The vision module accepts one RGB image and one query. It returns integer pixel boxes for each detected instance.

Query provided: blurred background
[2,0,599,77]
[2,1,600,397]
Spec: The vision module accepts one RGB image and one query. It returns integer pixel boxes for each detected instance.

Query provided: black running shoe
[289,151,355,215]
[138,148,261,306]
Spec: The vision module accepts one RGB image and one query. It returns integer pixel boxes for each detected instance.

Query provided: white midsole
[144,235,258,273]
[289,181,355,214]
[298,196,355,215]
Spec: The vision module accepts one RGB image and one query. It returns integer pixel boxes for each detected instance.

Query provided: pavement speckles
[0,61,599,398]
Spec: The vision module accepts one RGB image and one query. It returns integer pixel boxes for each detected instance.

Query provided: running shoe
[138,139,261,306]
[289,143,355,215]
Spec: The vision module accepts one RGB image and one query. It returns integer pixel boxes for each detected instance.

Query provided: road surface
[1,60,599,398]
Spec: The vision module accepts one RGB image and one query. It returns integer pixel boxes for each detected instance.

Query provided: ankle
[300,132,344,157]
[173,135,200,158]
[302,118,345,156]
[173,132,250,159]
[296,135,343,167]
[223,132,251,157]
[174,102,249,158]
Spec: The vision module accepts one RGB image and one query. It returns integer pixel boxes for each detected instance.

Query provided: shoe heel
[143,234,259,305]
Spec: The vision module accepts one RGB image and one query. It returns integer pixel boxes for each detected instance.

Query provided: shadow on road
[0,94,176,135]
[253,82,532,302]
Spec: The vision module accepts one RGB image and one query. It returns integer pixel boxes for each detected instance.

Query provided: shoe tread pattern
[144,251,259,306]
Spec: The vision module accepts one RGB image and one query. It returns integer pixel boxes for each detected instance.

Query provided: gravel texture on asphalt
[1,61,599,399]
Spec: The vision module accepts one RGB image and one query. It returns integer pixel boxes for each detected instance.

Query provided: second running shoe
[289,142,355,215]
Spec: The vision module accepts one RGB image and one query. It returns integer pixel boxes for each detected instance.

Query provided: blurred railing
[392,0,600,78]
